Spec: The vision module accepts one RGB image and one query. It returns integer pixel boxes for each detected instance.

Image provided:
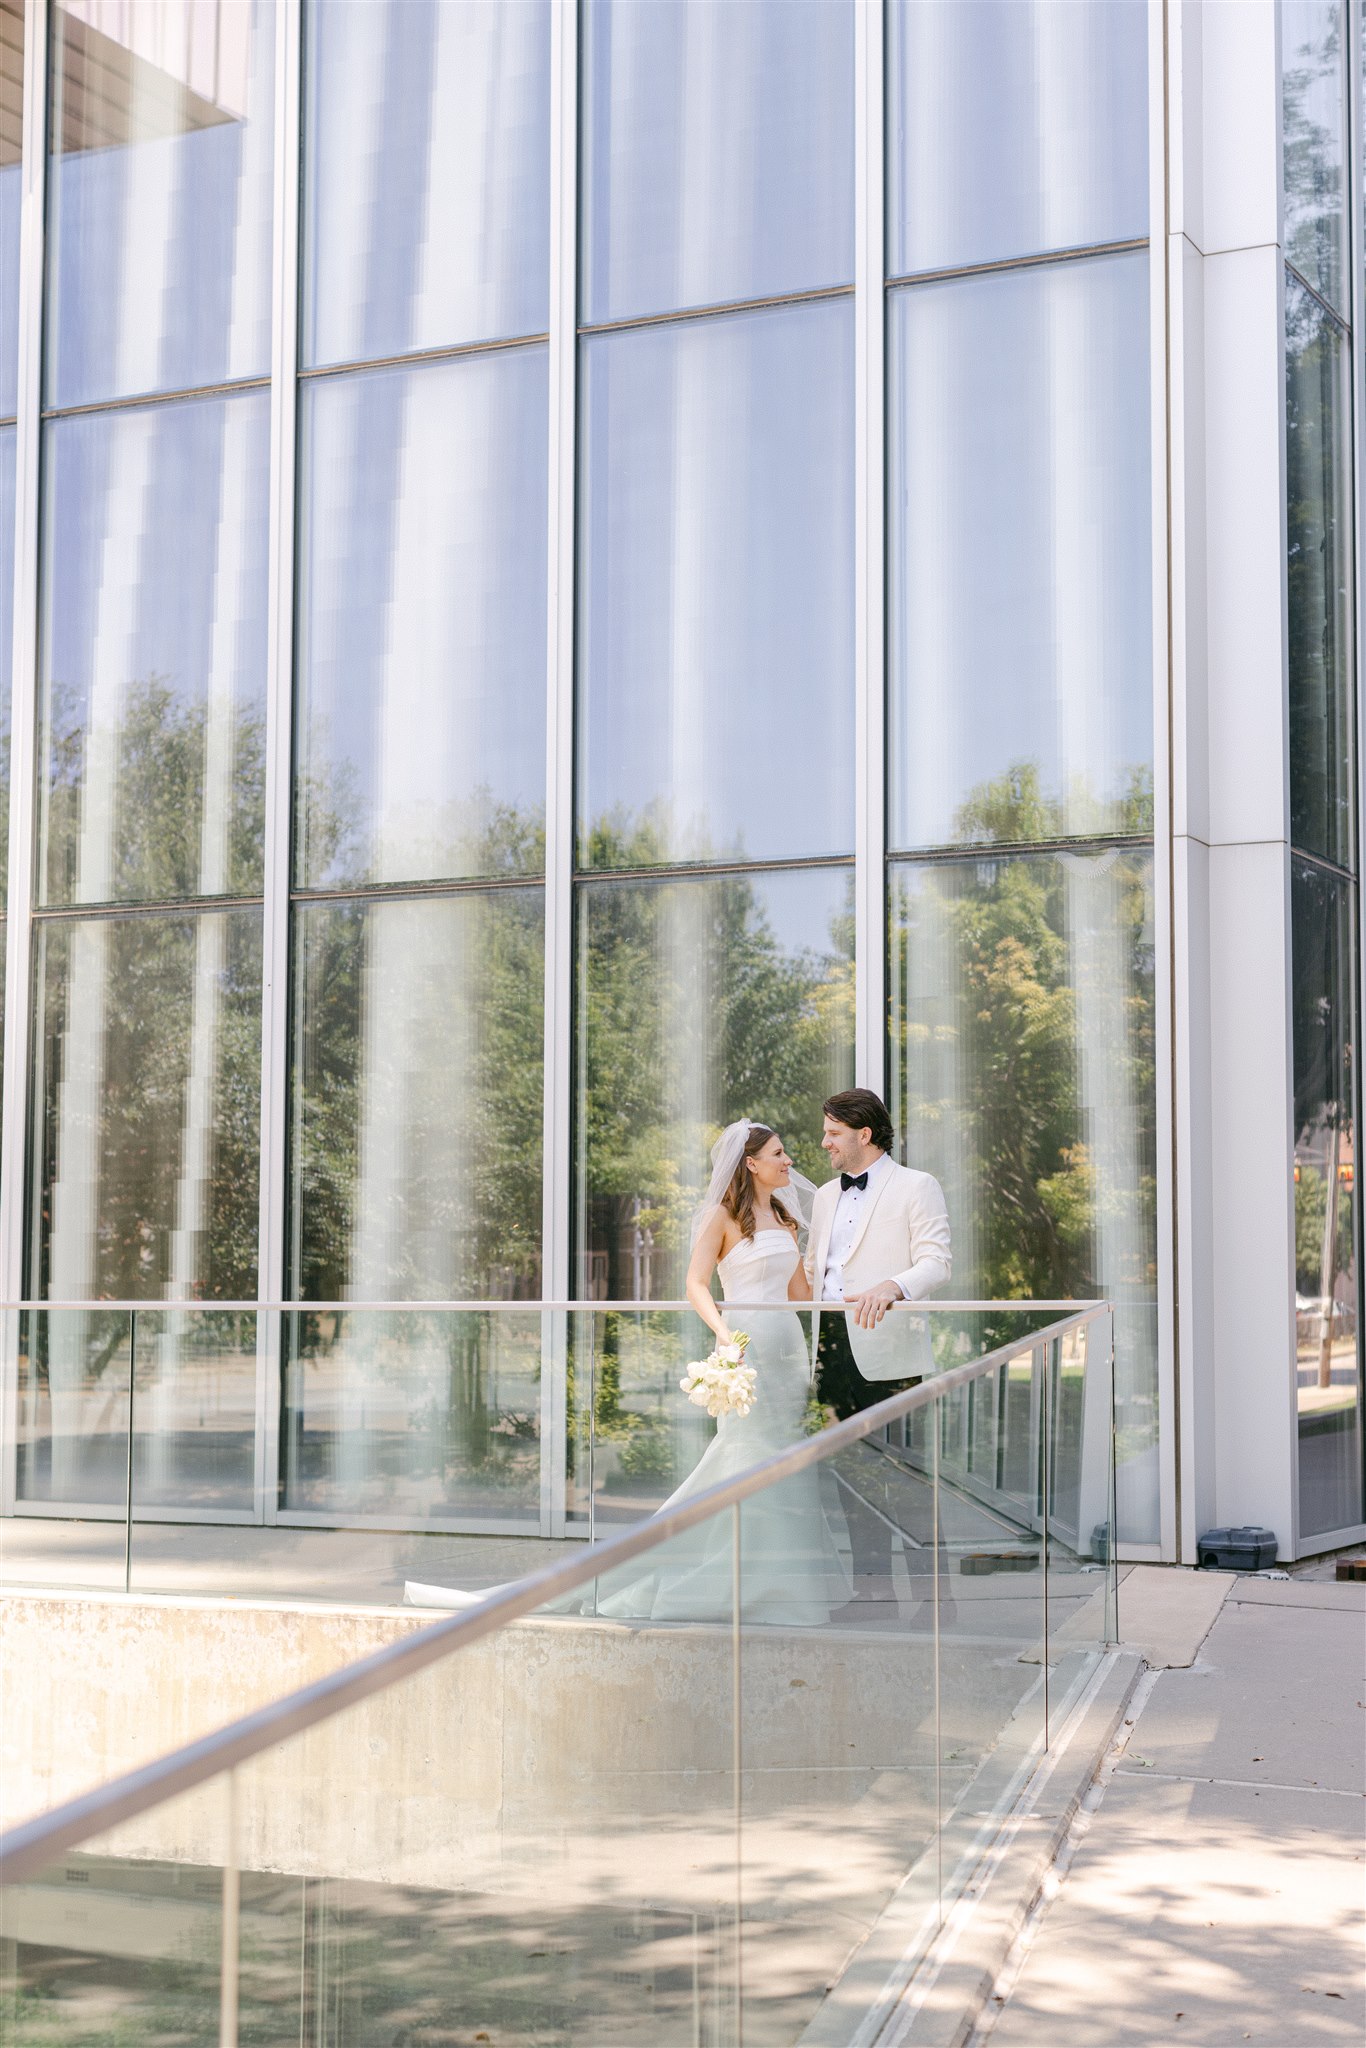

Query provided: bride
[407,1120,850,1623]
[590,1120,850,1624]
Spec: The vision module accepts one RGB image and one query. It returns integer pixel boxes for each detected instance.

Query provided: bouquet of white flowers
[680,1331,758,1418]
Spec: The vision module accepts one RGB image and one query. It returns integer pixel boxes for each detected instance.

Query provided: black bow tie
[840,1171,868,1192]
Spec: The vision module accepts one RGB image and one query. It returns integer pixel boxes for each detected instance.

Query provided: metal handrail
[0,1303,1113,1887]
[0,1298,1107,1314]
[0,1294,1114,1310]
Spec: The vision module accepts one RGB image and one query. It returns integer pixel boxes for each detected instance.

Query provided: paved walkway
[978,1572,1366,2047]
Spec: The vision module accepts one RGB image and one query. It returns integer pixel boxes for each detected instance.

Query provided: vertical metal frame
[540,0,579,1535]
[256,0,304,1525]
[1150,0,1179,1560]
[853,0,887,1096]
[1346,0,1366,1542]
[0,0,51,1512]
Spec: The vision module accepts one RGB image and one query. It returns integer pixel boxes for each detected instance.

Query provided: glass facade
[886,16,1155,1540]
[1283,1,1363,1541]
[0,0,1358,1559]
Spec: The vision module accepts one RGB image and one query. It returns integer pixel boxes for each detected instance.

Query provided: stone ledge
[793,1651,1145,2048]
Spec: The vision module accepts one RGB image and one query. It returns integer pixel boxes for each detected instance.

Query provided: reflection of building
[0,0,1362,1562]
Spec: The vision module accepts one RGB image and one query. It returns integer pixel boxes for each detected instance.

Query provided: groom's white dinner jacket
[805,1158,952,1381]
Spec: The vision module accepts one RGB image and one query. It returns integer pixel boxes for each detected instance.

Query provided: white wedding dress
[406,1228,851,1625]
[591,1229,851,1625]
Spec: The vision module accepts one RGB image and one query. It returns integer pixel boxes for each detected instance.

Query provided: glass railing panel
[280,1307,545,1524]
[229,1517,743,2045]
[930,1342,1050,1925]
[1043,1314,1117,1709]
[7,1309,135,1592]
[575,1307,722,1531]
[0,1305,1119,2044]
[113,1305,262,1602]
[732,1457,941,2046]
[0,1781,232,2045]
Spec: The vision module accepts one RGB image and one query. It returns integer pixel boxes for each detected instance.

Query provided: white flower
[678,1334,759,1419]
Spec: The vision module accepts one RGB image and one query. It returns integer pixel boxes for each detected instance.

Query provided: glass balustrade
[0,1302,1116,2047]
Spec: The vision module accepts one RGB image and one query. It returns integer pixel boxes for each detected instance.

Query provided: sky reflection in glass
[0,0,19,419]
[888,252,1152,853]
[1282,0,1349,313]
[295,348,548,891]
[579,299,853,868]
[46,0,275,408]
[303,0,549,367]
[888,0,1147,275]
[581,0,852,323]
[0,425,12,899]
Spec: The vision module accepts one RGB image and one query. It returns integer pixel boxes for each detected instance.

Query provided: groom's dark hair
[824,1088,894,1155]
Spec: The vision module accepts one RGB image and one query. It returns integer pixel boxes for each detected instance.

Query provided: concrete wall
[0,1590,1050,1897]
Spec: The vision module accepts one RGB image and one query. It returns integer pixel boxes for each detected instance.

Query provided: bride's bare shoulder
[694,1203,740,1257]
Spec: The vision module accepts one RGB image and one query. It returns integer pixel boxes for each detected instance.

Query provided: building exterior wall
[0,1,1361,1563]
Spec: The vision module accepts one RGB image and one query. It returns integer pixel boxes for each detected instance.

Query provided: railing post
[219,1770,240,2048]
[124,1312,136,1595]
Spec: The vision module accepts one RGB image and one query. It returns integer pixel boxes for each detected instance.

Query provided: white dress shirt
[822,1151,901,1301]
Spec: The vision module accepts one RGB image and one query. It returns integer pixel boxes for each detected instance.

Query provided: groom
[807,1088,952,1614]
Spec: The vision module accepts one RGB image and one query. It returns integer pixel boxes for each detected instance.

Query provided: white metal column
[1151,0,1179,1561]
[853,0,887,1098]
[256,0,303,1525]
[0,0,51,1513]
[1168,0,1299,1558]
[540,0,578,1536]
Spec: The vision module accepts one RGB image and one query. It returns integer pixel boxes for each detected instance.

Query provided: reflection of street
[1294,1335,1360,1416]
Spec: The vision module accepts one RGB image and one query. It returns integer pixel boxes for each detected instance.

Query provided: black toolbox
[1196,1525,1278,1571]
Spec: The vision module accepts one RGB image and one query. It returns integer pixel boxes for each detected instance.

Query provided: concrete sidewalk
[976,1572,1366,2047]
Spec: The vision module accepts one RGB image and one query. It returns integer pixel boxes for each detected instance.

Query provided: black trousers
[814,1311,910,1582]
[815,1312,948,1599]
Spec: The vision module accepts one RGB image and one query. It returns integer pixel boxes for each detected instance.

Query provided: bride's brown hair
[723,1125,801,1243]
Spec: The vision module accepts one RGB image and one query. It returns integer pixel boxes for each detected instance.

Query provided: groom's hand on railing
[847,1280,904,1330]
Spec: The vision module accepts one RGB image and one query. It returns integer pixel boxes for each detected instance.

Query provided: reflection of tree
[1282,7,1345,304]
[42,674,265,902]
[892,766,1156,1306]
[34,910,262,1298]
[293,871,545,1301]
[577,817,854,1300]
[1285,284,1350,865]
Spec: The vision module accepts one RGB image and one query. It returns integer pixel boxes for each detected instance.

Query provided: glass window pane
[888,252,1152,853]
[581,0,853,324]
[302,0,550,368]
[31,908,263,1300]
[295,349,547,891]
[1286,274,1354,870]
[1292,859,1363,1539]
[1,0,21,418]
[887,0,1148,276]
[46,0,275,408]
[39,391,270,906]
[281,1309,543,1523]
[575,865,855,1301]
[289,892,545,1302]
[579,299,854,869]
[0,421,12,899]
[889,849,1158,1543]
[1283,0,1349,313]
